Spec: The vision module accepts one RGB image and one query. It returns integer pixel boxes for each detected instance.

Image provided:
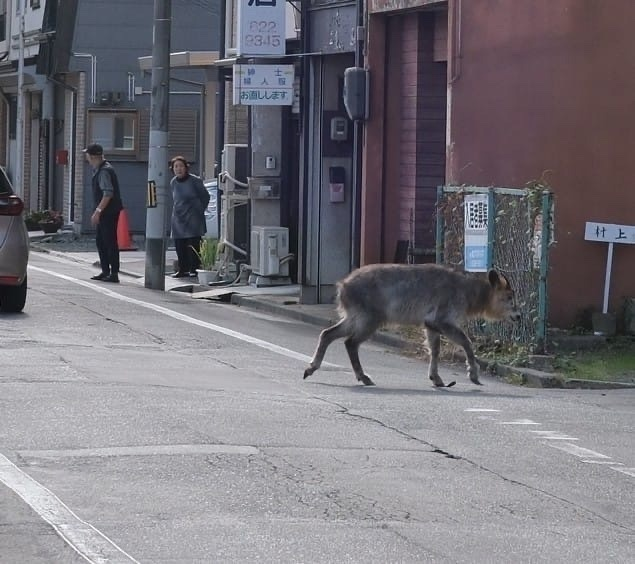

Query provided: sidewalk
[29,231,634,390]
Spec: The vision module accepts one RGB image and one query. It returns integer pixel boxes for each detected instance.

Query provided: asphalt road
[0,252,633,563]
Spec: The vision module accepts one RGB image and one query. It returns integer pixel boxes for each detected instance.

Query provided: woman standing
[169,156,210,277]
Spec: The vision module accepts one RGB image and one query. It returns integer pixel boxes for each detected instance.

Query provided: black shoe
[91,272,109,281]
[172,272,189,278]
[102,274,119,283]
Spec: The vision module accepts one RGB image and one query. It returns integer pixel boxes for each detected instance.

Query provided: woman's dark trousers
[175,237,202,274]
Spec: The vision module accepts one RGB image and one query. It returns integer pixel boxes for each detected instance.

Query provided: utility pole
[145,0,171,289]
[15,2,25,197]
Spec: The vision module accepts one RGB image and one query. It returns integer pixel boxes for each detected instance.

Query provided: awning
[137,51,220,71]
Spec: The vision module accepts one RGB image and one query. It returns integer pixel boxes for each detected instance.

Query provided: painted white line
[529,431,579,441]
[20,444,259,459]
[611,467,635,478]
[0,453,139,563]
[498,419,541,425]
[547,442,612,460]
[581,460,622,465]
[464,408,501,412]
[29,265,339,368]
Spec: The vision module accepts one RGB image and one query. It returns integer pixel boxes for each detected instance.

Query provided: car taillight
[0,195,24,216]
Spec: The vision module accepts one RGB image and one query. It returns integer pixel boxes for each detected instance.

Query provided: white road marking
[19,444,259,459]
[547,442,612,460]
[0,453,139,564]
[498,419,541,425]
[29,265,339,368]
[611,467,635,478]
[464,408,501,412]
[529,431,579,441]
[464,410,633,479]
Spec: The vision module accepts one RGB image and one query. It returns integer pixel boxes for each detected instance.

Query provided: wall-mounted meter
[330,117,349,141]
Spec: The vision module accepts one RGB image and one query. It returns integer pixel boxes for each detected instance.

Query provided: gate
[436,184,554,352]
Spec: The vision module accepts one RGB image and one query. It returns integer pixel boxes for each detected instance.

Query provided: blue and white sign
[233,64,294,106]
[464,194,490,272]
[237,0,286,56]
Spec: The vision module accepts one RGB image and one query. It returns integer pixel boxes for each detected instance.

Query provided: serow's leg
[344,337,374,386]
[304,319,349,380]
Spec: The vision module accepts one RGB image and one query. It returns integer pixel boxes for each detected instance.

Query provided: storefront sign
[233,64,294,105]
[237,0,286,56]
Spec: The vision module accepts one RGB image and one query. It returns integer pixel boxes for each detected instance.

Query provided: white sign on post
[233,64,294,106]
[464,194,489,272]
[237,0,286,56]
[584,221,635,314]
[584,222,635,245]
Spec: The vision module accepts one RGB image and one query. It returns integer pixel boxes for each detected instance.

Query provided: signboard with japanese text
[584,222,635,245]
[237,0,286,56]
[464,193,490,272]
[233,64,294,106]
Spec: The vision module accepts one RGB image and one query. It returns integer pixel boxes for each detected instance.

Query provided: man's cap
[82,143,104,156]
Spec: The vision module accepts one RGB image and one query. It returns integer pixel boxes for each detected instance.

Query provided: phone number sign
[237,0,286,56]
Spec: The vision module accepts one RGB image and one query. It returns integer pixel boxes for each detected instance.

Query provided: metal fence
[436,185,553,351]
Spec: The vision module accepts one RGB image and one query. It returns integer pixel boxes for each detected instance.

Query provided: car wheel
[0,276,27,313]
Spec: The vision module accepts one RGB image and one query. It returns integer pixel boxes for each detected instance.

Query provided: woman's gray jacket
[170,174,210,239]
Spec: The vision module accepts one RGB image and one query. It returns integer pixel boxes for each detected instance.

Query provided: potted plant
[192,238,218,285]
[36,210,64,234]
[24,210,46,231]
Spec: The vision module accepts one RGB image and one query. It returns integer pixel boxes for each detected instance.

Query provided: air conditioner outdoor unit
[250,226,289,277]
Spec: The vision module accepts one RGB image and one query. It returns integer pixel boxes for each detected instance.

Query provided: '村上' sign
[237,0,286,56]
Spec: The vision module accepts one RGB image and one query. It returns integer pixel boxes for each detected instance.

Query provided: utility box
[221,144,249,192]
[250,226,289,277]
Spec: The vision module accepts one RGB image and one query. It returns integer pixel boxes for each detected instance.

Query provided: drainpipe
[71,52,96,104]
[15,11,25,197]
[214,0,227,241]
[350,0,365,270]
[299,0,311,288]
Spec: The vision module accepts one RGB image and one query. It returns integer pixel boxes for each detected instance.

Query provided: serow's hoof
[359,375,375,386]
[430,376,445,387]
[432,379,456,388]
[303,368,313,380]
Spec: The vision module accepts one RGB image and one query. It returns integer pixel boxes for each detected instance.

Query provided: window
[87,110,138,156]
[0,0,6,42]
[30,0,41,8]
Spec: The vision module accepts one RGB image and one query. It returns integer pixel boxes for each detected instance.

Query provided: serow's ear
[488,269,502,288]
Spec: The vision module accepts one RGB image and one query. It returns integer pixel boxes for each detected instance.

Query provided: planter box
[197,269,218,286]
[39,221,63,234]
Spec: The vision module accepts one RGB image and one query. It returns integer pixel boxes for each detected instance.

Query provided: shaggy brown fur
[303,264,520,387]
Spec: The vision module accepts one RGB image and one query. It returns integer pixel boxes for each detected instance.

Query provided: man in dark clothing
[83,143,124,283]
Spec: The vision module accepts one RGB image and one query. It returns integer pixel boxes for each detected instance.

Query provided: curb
[230,295,412,350]
[492,363,635,390]
[30,243,143,279]
[233,296,635,391]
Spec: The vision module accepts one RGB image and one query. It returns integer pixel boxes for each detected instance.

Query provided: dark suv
[0,167,28,312]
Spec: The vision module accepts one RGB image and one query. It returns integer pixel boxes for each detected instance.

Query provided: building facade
[362,0,634,328]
